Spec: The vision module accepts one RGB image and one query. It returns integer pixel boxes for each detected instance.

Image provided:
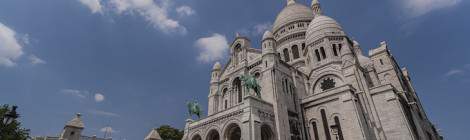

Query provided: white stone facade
[183,0,441,140]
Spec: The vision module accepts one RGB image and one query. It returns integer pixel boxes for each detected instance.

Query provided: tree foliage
[0,105,30,140]
[157,125,184,140]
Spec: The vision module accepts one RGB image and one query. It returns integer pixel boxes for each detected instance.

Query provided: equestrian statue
[240,74,262,97]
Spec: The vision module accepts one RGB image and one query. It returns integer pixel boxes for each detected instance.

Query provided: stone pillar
[183,119,194,140]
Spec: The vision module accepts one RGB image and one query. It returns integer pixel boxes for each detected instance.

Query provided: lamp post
[2,105,19,126]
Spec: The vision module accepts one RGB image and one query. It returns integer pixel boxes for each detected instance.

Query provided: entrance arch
[224,123,241,140]
[192,134,202,140]
[206,129,220,140]
[261,125,274,140]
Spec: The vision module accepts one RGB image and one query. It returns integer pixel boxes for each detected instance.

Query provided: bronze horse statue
[187,100,202,119]
[241,74,261,97]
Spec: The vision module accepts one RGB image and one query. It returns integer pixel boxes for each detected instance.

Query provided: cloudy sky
[0,0,468,139]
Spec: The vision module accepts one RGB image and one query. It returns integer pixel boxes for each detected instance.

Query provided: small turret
[262,30,278,70]
[60,113,84,140]
[208,62,221,115]
[262,31,275,55]
[211,62,221,84]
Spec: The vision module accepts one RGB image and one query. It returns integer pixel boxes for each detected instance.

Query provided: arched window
[334,116,344,140]
[284,79,289,94]
[282,79,286,93]
[254,72,261,79]
[233,78,243,103]
[315,49,321,61]
[289,83,294,96]
[320,47,326,59]
[338,44,342,53]
[311,121,319,140]
[223,88,228,109]
[290,84,298,112]
[292,45,300,59]
[261,125,273,140]
[320,109,331,140]
[283,48,290,62]
[320,78,336,91]
[234,44,242,64]
[332,44,338,56]
[207,130,220,140]
[192,135,202,140]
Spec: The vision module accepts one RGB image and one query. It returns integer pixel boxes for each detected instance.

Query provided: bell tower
[208,62,221,115]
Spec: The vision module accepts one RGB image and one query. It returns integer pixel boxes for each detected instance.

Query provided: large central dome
[272,3,314,33]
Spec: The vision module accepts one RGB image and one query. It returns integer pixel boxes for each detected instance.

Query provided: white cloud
[176,5,195,17]
[108,0,188,34]
[60,89,87,99]
[89,109,120,117]
[100,126,118,133]
[444,69,464,77]
[0,22,24,67]
[29,55,46,65]
[402,0,461,18]
[94,93,105,102]
[195,33,228,63]
[253,22,272,35]
[464,64,470,70]
[237,22,272,37]
[78,0,103,14]
[21,34,30,45]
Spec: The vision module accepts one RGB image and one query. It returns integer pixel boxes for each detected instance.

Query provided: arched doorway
[192,134,202,140]
[206,129,220,140]
[261,125,273,140]
[224,124,241,140]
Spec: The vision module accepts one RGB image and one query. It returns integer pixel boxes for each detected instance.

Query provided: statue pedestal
[182,119,194,140]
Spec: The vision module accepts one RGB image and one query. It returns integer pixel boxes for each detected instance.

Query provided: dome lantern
[311,0,322,16]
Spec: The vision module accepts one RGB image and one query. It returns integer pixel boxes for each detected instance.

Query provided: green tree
[156,125,184,140]
[0,105,30,140]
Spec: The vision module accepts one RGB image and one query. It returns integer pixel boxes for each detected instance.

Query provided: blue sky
[0,0,469,139]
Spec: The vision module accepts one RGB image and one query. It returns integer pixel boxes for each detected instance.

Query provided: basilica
[182,0,441,140]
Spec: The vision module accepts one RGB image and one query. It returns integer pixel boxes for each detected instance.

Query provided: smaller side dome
[306,15,345,45]
[212,62,221,70]
[145,128,162,140]
[65,113,84,128]
[262,31,274,40]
